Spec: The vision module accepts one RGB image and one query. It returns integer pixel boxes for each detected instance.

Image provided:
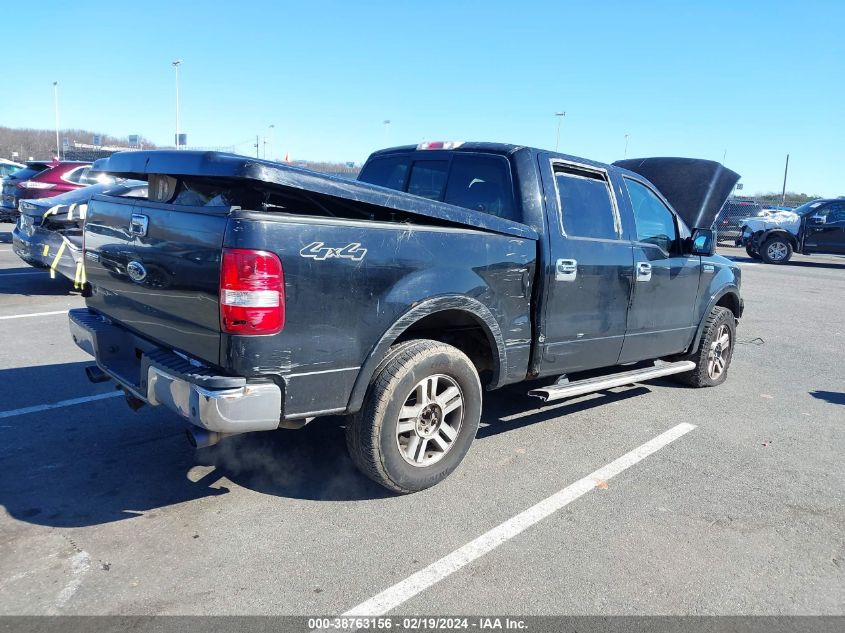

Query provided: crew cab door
[537,157,634,374]
[617,177,701,362]
[803,202,845,254]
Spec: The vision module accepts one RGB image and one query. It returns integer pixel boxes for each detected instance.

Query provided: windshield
[792,200,825,216]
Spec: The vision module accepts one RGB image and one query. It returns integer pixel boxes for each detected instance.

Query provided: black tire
[676,306,736,388]
[760,236,793,264]
[346,339,482,494]
[745,245,761,260]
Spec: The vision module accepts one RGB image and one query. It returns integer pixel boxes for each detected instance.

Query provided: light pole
[781,154,790,206]
[624,134,630,158]
[554,112,566,151]
[53,81,60,160]
[172,59,182,149]
[266,124,275,160]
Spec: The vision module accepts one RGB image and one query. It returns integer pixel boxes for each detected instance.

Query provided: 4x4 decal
[299,242,367,262]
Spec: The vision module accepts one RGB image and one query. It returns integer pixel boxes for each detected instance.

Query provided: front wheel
[761,236,793,264]
[676,306,736,388]
[346,339,482,494]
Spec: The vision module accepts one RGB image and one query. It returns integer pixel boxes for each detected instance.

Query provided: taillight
[220,248,285,335]
[17,181,55,190]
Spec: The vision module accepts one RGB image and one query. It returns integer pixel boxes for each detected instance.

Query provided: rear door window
[444,154,516,221]
[62,166,89,184]
[407,160,449,200]
[554,166,618,240]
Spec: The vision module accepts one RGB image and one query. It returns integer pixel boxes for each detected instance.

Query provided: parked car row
[713,199,764,242]
[0,160,94,221]
[0,158,25,178]
[12,180,147,282]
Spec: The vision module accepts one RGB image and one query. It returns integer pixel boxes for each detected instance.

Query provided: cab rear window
[408,160,448,200]
[357,155,409,190]
[359,152,518,222]
[444,154,516,221]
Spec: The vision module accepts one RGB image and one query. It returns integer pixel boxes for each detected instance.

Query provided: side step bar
[528,361,696,403]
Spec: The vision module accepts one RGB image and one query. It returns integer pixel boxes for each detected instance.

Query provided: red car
[1,160,92,221]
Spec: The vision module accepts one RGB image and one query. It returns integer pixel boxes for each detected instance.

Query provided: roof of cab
[367,142,615,172]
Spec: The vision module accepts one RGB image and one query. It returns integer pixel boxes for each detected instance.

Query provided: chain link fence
[714,197,798,244]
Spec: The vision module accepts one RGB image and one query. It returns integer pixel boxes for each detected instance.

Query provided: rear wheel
[761,236,792,264]
[676,306,736,388]
[346,339,482,494]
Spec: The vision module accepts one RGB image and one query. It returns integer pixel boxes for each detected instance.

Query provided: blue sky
[2,0,842,196]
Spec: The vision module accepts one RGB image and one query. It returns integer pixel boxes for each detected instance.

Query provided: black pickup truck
[69,144,742,493]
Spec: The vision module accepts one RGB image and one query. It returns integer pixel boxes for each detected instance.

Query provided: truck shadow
[809,390,845,406]
[477,383,651,438]
[195,418,392,502]
[0,363,393,528]
[0,267,77,296]
[0,362,679,528]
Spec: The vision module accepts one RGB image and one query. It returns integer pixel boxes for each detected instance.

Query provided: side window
[822,203,845,223]
[358,155,410,191]
[554,166,618,240]
[443,154,517,221]
[407,160,448,200]
[63,166,87,184]
[625,178,679,253]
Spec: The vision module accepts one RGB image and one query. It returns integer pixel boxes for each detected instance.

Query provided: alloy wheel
[396,374,464,467]
[707,324,731,380]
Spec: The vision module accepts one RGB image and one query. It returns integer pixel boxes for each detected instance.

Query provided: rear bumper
[12,224,80,279]
[69,308,282,433]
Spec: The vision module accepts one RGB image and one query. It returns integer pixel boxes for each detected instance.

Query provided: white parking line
[341,422,696,618]
[0,310,69,320]
[0,392,122,419]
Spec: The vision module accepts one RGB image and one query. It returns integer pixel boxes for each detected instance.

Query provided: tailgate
[83,195,230,365]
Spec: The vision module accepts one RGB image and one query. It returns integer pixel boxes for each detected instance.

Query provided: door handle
[555,258,577,282]
[129,213,149,237]
[636,261,652,282]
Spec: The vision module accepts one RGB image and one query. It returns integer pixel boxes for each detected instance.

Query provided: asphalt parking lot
[0,227,843,617]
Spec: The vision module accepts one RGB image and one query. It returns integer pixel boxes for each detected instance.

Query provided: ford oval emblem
[126,260,147,283]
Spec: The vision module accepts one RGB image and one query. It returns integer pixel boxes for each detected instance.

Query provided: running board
[528,361,696,403]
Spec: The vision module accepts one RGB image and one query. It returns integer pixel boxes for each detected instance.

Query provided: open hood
[613,157,740,230]
[92,151,537,241]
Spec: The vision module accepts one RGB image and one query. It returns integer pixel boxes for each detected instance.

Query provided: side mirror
[690,228,715,256]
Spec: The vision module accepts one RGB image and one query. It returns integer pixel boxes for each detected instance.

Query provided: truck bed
[81,157,538,420]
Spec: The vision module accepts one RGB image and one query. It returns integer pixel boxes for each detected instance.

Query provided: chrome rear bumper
[69,308,282,433]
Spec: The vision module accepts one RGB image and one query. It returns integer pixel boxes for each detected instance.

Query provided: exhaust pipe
[186,427,233,449]
[85,365,111,384]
